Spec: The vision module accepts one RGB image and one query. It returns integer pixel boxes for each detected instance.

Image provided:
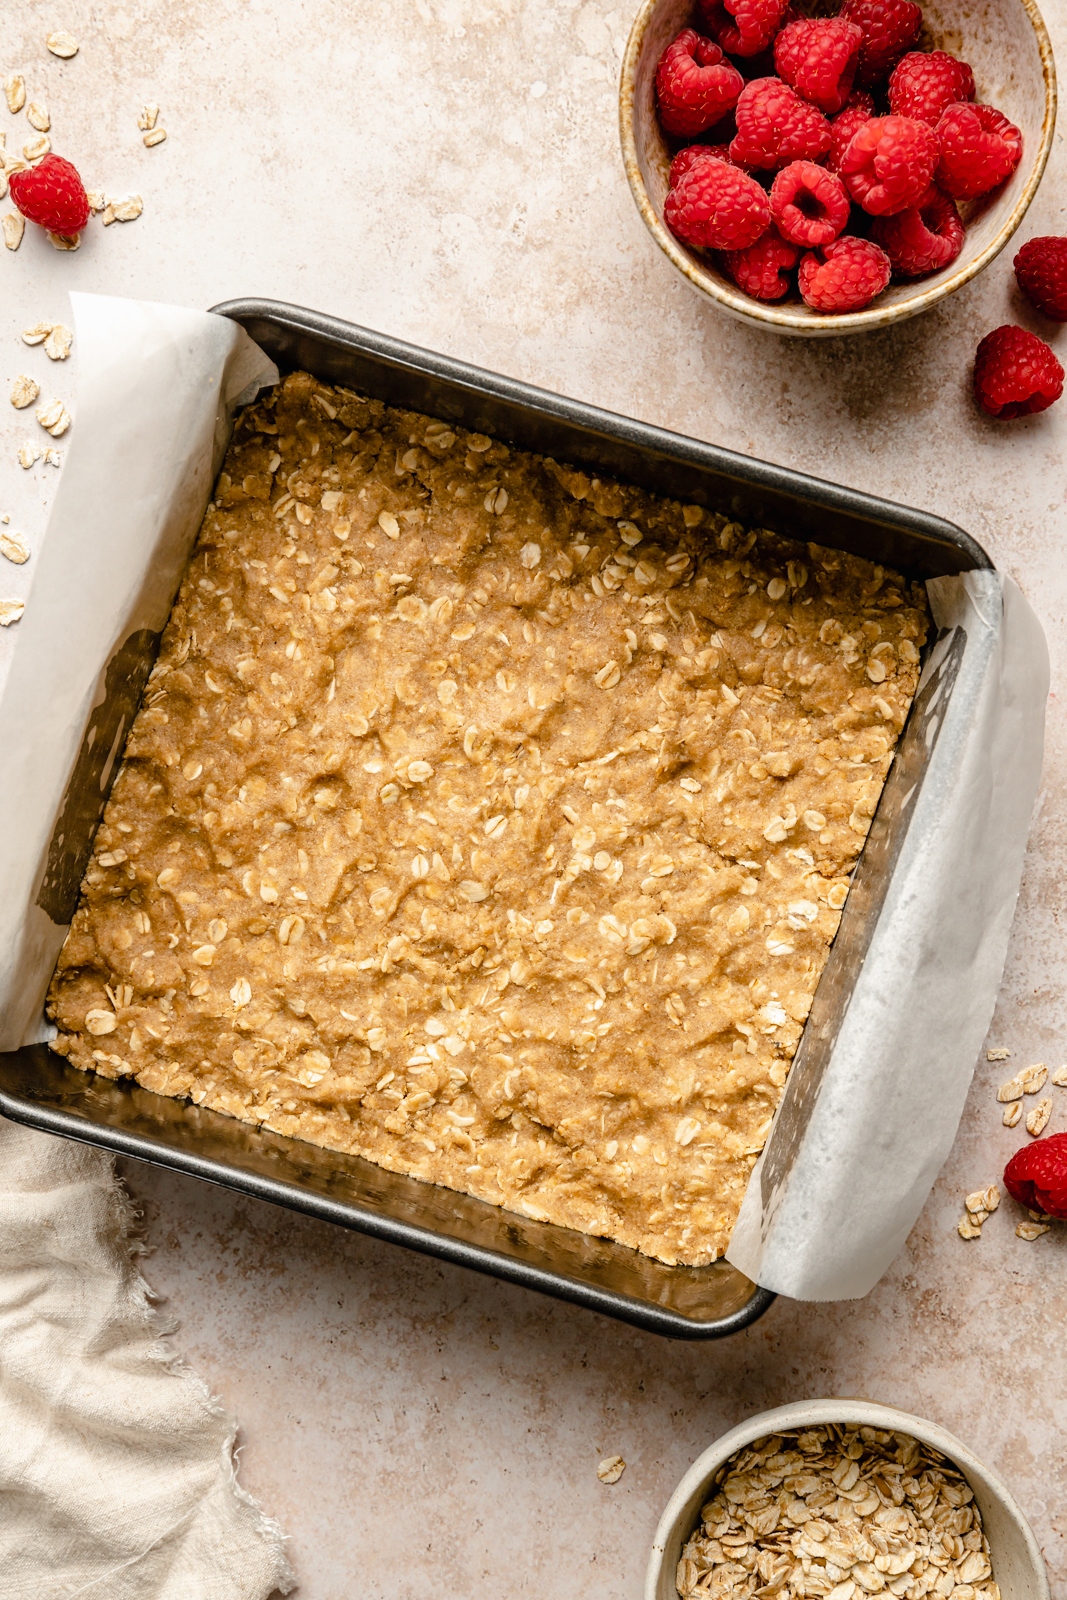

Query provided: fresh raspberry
[773,18,863,114]
[973,325,1064,419]
[771,161,851,246]
[1004,1133,1067,1220]
[888,50,975,124]
[1014,236,1067,321]
[840,0,922,88]
[729,77,832,171]
[723,226,801,298]
[870,185,964,274]
[936,102,1023,200]
[798,235,891,310]
[698,0,790,58]
[827,91,876,172]
[656,29,744,139]
[840,114,939,215]
[664,158,771,251]
[8,152,90,234]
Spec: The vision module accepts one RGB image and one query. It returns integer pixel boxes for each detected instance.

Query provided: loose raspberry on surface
[771,161,851,247]
[841,114,939,215]
[1004,1133,1067,1219]
[729,77,832,171]
[698,0,790,58]
[664,157,771,251]
[1014,236,1067,321]
[723,225,801,299]
[839,0,922,88]
[9,152,90,235]
[656,29,744,139]
[936,102,1023,200]
[973,325,1064,419]
[798,234,891,310]
[827,91,876,172]
[888,50,975,124]
[870,185,964,275]
[773,18,862,115]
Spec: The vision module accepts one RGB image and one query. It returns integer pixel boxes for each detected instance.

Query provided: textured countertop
[2,1,1066,1595]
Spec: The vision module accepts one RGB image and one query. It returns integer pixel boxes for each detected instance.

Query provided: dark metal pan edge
[0,1081,774,1341]
[211,296,992,577]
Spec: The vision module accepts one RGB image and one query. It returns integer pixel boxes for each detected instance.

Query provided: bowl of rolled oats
[647,1399,1049,1600]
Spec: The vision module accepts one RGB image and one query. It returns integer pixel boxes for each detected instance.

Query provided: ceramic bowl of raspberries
[620,0,1056,333]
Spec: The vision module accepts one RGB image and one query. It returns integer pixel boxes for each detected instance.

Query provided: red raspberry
[723,226,801,299]
[8,152,90,235]
[888,50,975,124]
[771,161,851,246]
[729,77,832,171]
[1014,236,1067,321]
[798,235,891,310]
[1004,1133,1067,1220]
[936,102,1023,201]
[827,91,876,172]
[840,114,939,215]
[973,325,1064,419]
[773,18,863,115]
[839,0,922,88]
[870,185,963,275]
[664,158,771,251]
[698,0,790,58]
[656,29,744,139]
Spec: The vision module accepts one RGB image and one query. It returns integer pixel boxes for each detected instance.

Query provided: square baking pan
[0,298,991,1339]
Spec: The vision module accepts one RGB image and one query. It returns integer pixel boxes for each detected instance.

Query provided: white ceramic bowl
[620,0,1057,335]
[646,1398,1050,1600]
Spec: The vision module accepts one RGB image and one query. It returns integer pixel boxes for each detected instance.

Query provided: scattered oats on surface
[21,321,52,345]
[86,189,106,212]
[1051,1065,1067,1087]
[46,31,80,58]
[17,441,41,468]
[142,127,167,148]
[35,398,71,436]
[997,1073,1026,1103]
[23,135,50,161]
[1025,1097,1052,1137]
[102,193,142,224]
[0,530,29,564]
[0,598,25,626]
[678,1425,998,1600]
[3,212,25,249]
[137,103,160,131]
[965,1184,999,1216]
[10,374,39,409]
[42,445,62,466]
[1003,1101,1022,1128]
[1016,1220,1050,1240]
[986,1047,1011,1061]
[4,76,26,115]
[958,1213,983,1239]
[1020,1062,1048,1093]
[26,102,50,133]
[43,322,72,359]
[47,230,80,250]
[597,1456,626,1484]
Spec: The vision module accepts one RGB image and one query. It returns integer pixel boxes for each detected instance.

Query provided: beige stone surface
[1,0,1066,1595]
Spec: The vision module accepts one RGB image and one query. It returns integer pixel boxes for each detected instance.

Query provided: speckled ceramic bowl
[645,1399,1050,1600]
[620,0,1057,335]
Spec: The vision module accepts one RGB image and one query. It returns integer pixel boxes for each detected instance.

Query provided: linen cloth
[0,1116,294,1599]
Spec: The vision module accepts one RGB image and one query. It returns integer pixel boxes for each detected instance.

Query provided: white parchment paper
[0,293,276,1051]
[0,294,1048,1302]
[727,571,1049,1300]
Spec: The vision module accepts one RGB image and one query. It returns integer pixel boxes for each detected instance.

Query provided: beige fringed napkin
[0,1117,294,1599]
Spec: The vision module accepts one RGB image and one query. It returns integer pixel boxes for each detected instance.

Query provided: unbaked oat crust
[48,373,928,1266]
